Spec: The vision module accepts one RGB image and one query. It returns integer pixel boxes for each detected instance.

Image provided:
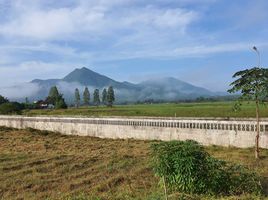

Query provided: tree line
[74,86,115,107]
[0,85,116,113]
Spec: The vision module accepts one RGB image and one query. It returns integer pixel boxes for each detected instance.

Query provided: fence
[0,115,267,148]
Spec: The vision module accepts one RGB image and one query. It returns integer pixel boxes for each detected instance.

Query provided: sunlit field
[0,127,267,200]
[23,102,268,118]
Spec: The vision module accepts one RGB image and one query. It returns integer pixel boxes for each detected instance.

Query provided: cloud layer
[0,0,268,92]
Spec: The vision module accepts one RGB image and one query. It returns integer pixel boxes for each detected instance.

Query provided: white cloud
[0,0,267,91]
[0,82,40,99]
[0,61,80,86]
[0,1,197,41]
[172,42,268,57]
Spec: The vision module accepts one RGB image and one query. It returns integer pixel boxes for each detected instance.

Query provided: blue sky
[0,0,267,92]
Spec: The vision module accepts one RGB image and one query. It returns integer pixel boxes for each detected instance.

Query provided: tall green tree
[46,86,60,105]
[83,87,90,106]
[107,86,115,107]
[46,86,67,109]
[228,67,268,159]
[93,89,100,106]
[74,88,80,108]
[48,86,59,97]
[102,88,107,105]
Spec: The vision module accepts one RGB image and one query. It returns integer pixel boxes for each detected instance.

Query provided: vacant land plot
[23,102,268,118]
[0,127,268,200]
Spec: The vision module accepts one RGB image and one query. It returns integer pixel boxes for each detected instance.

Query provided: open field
[0,126,268,200]
[23,102,268,118]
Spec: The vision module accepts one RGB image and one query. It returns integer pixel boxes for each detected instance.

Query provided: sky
[0,0,268,92]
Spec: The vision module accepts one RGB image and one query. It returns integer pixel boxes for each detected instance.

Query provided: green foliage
[47,86,60,104]
[48,86,60,96]
[0,102,25,114]
[0,95,9,105]
[107,86,115,107]
[227,164,262,195]
[102,88,107,105]
[83,87,90,106]
[150,140,262,196]
[228,67,268,158]
[46,86,67,109]
[55,98,67,109]
[75,88,80,107]
[46,86,61,105]
[93,89,100,106]
[228,67,268,102]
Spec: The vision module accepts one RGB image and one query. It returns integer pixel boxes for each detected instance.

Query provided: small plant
[150,140,262,196]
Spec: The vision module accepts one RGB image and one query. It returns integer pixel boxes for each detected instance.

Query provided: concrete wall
[0,115,268,148]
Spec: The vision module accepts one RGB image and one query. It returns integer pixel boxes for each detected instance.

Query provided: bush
[0,95,9,105]
[0,102,25,114]
[150,140,262,196]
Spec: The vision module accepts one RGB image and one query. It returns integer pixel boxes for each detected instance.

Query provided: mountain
[31,67,138,90]
[62,67,136,89]
[137,77,214,101]
[8,67,218,103]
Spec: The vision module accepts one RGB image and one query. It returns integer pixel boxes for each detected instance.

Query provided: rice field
[23,102,268,118]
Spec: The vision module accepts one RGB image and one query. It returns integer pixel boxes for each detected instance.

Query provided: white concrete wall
[0,115,267,148]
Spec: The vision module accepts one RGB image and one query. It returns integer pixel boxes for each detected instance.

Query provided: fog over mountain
[1,67,221,103]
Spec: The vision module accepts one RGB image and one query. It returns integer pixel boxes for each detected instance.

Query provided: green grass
[0,127,268,200]
[23,102,268,118]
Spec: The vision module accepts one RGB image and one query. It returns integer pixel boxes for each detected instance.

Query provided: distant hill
[137,77,214,101]
[5,67,220,103]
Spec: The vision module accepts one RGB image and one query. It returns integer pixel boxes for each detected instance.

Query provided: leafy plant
[228,67,268,158]
[150,140,262,196]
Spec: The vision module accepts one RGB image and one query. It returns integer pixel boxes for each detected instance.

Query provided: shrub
[0,95,9,105]
[150,140,262,196]
[0,102,24,114]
